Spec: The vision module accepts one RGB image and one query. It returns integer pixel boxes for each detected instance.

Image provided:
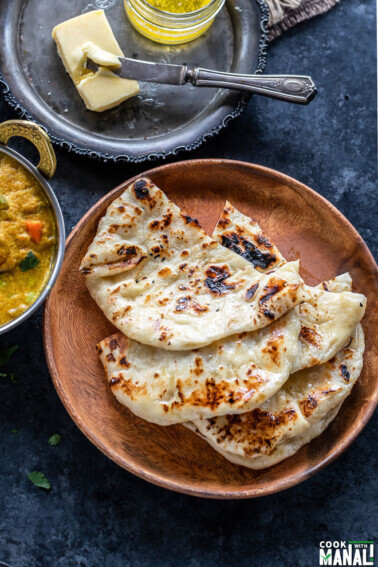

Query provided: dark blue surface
[0,0,376,565]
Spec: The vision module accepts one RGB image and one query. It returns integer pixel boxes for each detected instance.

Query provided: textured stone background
[0,0,376,565]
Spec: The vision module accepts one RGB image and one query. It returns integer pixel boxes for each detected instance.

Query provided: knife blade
[87,56,189,85]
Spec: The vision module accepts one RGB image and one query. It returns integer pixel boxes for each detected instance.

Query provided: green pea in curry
[0,154,56,326]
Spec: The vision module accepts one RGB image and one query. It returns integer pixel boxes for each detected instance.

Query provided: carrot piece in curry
[25,220,43,243]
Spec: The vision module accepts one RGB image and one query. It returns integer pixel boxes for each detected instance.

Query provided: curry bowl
[0,120,65,335]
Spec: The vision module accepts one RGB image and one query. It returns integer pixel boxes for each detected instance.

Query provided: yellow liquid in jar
[147,0,211,12]
[124,0,218,44]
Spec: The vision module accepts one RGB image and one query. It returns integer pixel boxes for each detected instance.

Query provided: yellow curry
[0,154,56,326]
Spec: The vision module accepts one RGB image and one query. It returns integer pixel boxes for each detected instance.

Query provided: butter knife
[87,57,317,105]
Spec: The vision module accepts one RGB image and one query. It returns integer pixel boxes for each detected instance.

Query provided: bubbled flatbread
[97,209,366,426]
[80,178,306,350]
[189,314,364,470]
[188,206,365,468]
[98,283,365,426]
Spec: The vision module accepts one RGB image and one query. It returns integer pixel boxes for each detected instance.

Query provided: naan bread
[189,317,364,470]
[97,205,366,426]
[188,206,365,468]
[80,178,306,350]
[98,278,365,426]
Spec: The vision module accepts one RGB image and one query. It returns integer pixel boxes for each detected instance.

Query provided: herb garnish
[0,345,18,366]
[48,434,61,446]
[0,345,19,383]
[20,251,39,272]
[11,428,18,434]
[27,471,51,491]
[0,372,17,384]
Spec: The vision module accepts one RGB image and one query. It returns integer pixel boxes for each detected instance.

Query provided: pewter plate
[0,0,269,162]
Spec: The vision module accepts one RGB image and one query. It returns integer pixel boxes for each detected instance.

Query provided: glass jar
[124,0,226,45]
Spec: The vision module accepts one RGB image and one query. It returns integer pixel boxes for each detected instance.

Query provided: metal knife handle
[189,69,317,105]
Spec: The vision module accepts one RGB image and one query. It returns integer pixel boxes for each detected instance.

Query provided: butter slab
[52,10,139,112]
[78,67,140,112]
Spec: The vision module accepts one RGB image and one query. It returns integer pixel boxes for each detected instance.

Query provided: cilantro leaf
[0,345,18,367]
[0,372,17,384]
[20,251,39,272]
[27,471,51,491]
[11,428,18,434]
[48,434,61,446]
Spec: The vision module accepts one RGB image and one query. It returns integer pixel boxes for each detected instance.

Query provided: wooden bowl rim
[43,158,378,499]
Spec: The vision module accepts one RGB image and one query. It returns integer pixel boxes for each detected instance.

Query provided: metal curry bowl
[0,119,65,335]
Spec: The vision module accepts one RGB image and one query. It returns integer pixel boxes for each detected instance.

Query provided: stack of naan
[80,178,366,470]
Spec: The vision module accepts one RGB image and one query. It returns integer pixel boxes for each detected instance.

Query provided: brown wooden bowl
[43,159,378,499]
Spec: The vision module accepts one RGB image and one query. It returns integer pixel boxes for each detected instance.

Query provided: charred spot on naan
[261,327,286,366]
[191,356,204,376]
[299,386,339,418]
[202,241,218,250]
[179,212,201,228]
[215,202,237,229]
[213,202,287,274]
[204,265,236,295]
[162,371,268,414]
[175,296,192,311]
[105,248,147,274]
[299,394,318,417]
[80,244,147,276]
[259,278,287,305]
[340,363,350,382]
[97,333,129,358]
[117,244,137,258]
[119,356,131,368]
[131,178,159,209]
[245,282,259,301]
[149,212,173,230]
[133,179,150,198]
[175,296,208,314]
[157,267,172,277]
[157,325,173,344]
[258,277,300,318]
[114,378,148,401]
[96,333,131,374]
[163,366,267,413]
[107,224,120,234]
[299,325,323,348]
[98,334,137,393]
[217,217,231,228]
[220,232,277,271]
[263,310,275,320]
[255,233,274,248]
[211,408,299,455]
